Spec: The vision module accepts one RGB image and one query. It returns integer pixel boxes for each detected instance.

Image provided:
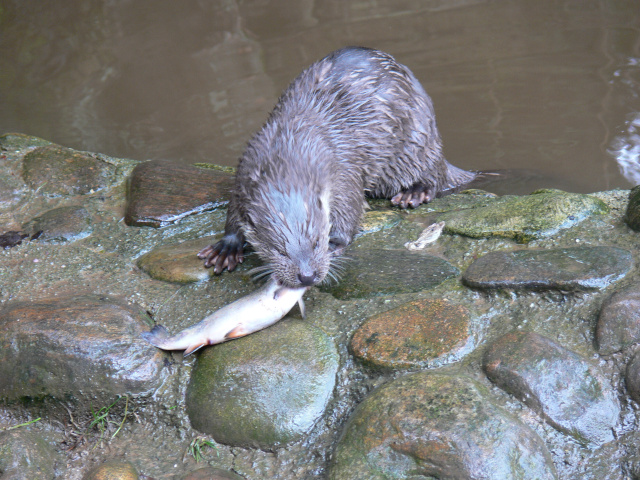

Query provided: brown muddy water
[1,0,640,194]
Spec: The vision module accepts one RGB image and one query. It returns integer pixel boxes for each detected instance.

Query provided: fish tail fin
[141,324,170,348]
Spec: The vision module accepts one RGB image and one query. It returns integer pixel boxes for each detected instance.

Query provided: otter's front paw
[391,183,436,209]
[197,234,244,273]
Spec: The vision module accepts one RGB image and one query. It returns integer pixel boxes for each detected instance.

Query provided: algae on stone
[626,185,640,231]
[438,189,609,242]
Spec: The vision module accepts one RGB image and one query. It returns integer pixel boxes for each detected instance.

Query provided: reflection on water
[607,55,640,186]
[1,0,639,193]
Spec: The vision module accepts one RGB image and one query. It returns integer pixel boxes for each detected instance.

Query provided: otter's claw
[198,234,245,273]
[391,184,435,209]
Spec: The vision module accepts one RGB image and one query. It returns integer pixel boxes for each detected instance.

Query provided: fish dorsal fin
[183,342,207,356]
[225,325,247,339]
[298,298,306,319]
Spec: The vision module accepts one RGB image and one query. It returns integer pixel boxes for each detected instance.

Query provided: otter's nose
[297,272,317,286]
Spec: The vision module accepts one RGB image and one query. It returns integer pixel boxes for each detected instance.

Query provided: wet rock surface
[182,467,245,480]
[350,299,475,369]
[596,283,640,354]
[1,135,640,479]
[124,159,234,228]
[626,352,640,403]
[484,331,619,445]
[22,144,117,196]
[22,205,92,243]
[0,295,166,406]
[438,189,608,242]
[329,372,557,480]
[463,246,633,291]
[320,248,458,299]
[0,429,60,479]
[186,320,338,449]
[137,236,220,283]
[626,185,640,231]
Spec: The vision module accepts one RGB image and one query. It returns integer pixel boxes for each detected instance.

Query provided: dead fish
[141,278,307,355]
[404,221,446,250]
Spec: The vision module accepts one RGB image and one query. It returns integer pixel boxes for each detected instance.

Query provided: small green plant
[3,417,40,431]
[88,395,129,447]
[187,436,219,462]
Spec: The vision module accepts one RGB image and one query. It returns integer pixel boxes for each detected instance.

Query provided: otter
[198,47,476,288]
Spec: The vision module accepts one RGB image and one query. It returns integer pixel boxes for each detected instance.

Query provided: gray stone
[625,352,640,403]
[22,144,116,196]
[484,331,619,445]
[0,295,166,406]
[596,283,640,354]
[463,246,633,291]
[0,429,60,480]
[22,206,92,243]
[320,248,458,299]
[186,320,338,449]
[329,372,557,480]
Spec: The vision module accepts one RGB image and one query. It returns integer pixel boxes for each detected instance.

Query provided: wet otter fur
[199,47,476,288]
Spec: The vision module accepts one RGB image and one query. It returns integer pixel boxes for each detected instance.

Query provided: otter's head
[244,184,333,288]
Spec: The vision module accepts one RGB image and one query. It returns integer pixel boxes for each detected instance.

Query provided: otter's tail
[442,163,478,194]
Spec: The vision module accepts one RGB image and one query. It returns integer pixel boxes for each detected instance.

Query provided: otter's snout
[297,272,318,287]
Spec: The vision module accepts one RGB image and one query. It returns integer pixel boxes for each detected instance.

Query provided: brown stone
[350,299,473,369]
[84,460,139,480]
[137,236,219,283]
[124,160,234,227]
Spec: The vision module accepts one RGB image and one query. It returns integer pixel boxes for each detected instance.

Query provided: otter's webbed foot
[391,183,436,209]
[198,234,245,273]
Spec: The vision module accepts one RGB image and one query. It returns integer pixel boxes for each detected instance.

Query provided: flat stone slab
[186,320,338,450]
[22,206,92,244]
[329,372,557,480]
[350,299,474,369]
[596,283,640,354]
[463,246,633,291]
[137,236,219,283]
[124,160,234,228]
[627,185,640,231]
[0,295,166,406]
[439,189,608,242]
[22,144,117,196]
[483,331,619,445]
[320,249,458,299]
